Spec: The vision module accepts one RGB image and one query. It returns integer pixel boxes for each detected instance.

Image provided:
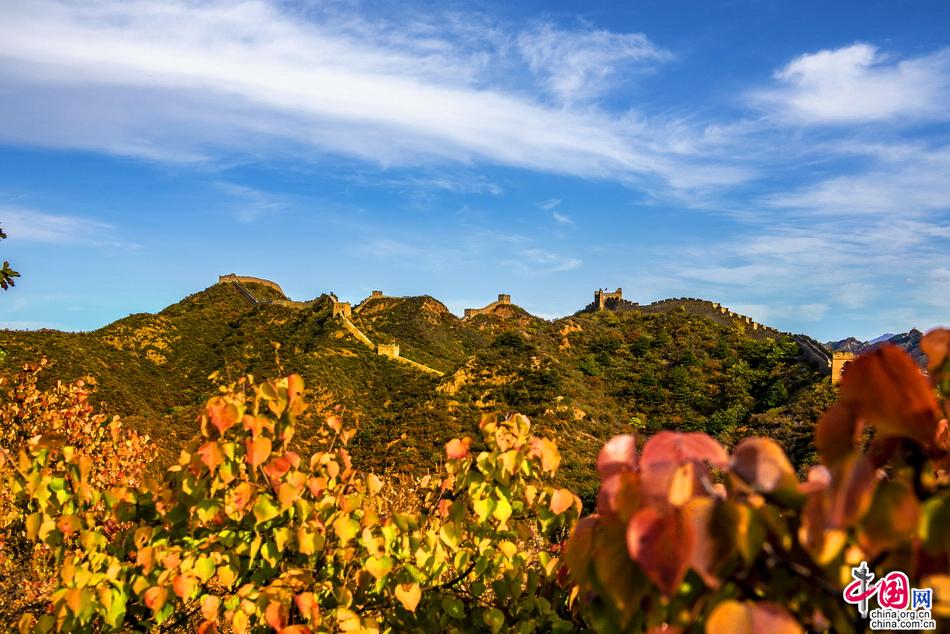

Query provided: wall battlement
[463,293,512,319]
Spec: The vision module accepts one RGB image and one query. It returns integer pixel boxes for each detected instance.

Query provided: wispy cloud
[552,212,573,225]
[510,248,582,274]
[214,182,287,223]
[0,0,730,193]
[537,198,562,211]
[0,205,131,246]
[754,43,950,124]
[517,21,670,103]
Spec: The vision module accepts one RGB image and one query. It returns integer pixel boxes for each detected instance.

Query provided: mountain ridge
[0,276,839,499]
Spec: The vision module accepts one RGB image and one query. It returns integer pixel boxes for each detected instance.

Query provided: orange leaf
[445,437,472,460]
[921,328,950,374]
[201,595,220,621]
[144,586,167,611]
[529,437,561,473]
[172,574,196,600]
[550,488,575,515]
[206,397,239,435]
[264,600,287,631]
[246,437,272,469]
[294,592,319,622]
[197,441,225,474]
[839,344,940,447]
[706,600,803,634]
[626,506,694,596]
[395,583,422,612]
[597,471,640,521]
[287,374,305,401]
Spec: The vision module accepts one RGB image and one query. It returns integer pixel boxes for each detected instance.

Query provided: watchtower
[832,352,857,385]
[332,301,352,318]
[377,343,400,359]
[594,288,623,311]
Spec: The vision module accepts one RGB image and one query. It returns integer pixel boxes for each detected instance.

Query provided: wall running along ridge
[216,276,443,376]
[463,294,512,319]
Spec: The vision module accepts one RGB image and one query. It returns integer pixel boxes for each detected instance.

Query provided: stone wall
[463,293,512,319]
[218,274,285,297]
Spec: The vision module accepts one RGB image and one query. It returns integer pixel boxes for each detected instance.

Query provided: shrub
[6,372,579,632]
[564,329,950,632]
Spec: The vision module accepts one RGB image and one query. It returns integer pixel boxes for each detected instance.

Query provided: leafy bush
[0,361,153,623]
[3,327,948,632]
[5,372,578,632]
[564,329,950,631]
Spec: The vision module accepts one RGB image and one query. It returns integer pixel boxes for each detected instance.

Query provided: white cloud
[214,182,287,223]
[552,212,573,224]
[0,205,125,246]
[0,0,730,193]
[517,22,670,103]
[538,198,562,210]
[513,248,582,273]
[755,43,950,124]
[766,144,950,216]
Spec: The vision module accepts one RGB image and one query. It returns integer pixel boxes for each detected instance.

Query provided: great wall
[217,275,443,376]
[217,275,840,381]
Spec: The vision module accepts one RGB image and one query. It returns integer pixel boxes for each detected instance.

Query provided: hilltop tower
[594,288,623,311]
[832,351,856,385]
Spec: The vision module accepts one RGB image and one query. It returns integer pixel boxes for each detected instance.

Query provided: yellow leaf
[394,583,422,612]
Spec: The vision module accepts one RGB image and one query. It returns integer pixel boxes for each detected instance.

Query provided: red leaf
[814,404,862,466]
[597,471,640,520]
[626,506,694,596]
[641,431,728,471]
[731,438,797,494]
[921,328,950,374]
[445,437,472,460]
[827,452,876,529]
[839,344,940,447]
[597,434,638,476]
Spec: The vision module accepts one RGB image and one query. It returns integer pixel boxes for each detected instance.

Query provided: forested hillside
[0,280,833,499]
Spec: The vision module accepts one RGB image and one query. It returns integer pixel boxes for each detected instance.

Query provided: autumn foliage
[1,328,948,632]
[564,329,950,632]
[4,370,578,632]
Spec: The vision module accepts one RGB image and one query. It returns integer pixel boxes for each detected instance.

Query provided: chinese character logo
[842,561,935,630]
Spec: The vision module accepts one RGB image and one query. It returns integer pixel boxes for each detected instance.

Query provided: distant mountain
[825,329,926,366]
[0,277,834,501]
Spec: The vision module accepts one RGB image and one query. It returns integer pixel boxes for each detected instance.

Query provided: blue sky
[0,0,948,341]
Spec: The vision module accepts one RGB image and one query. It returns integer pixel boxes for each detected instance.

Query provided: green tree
[0,226,19,290]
